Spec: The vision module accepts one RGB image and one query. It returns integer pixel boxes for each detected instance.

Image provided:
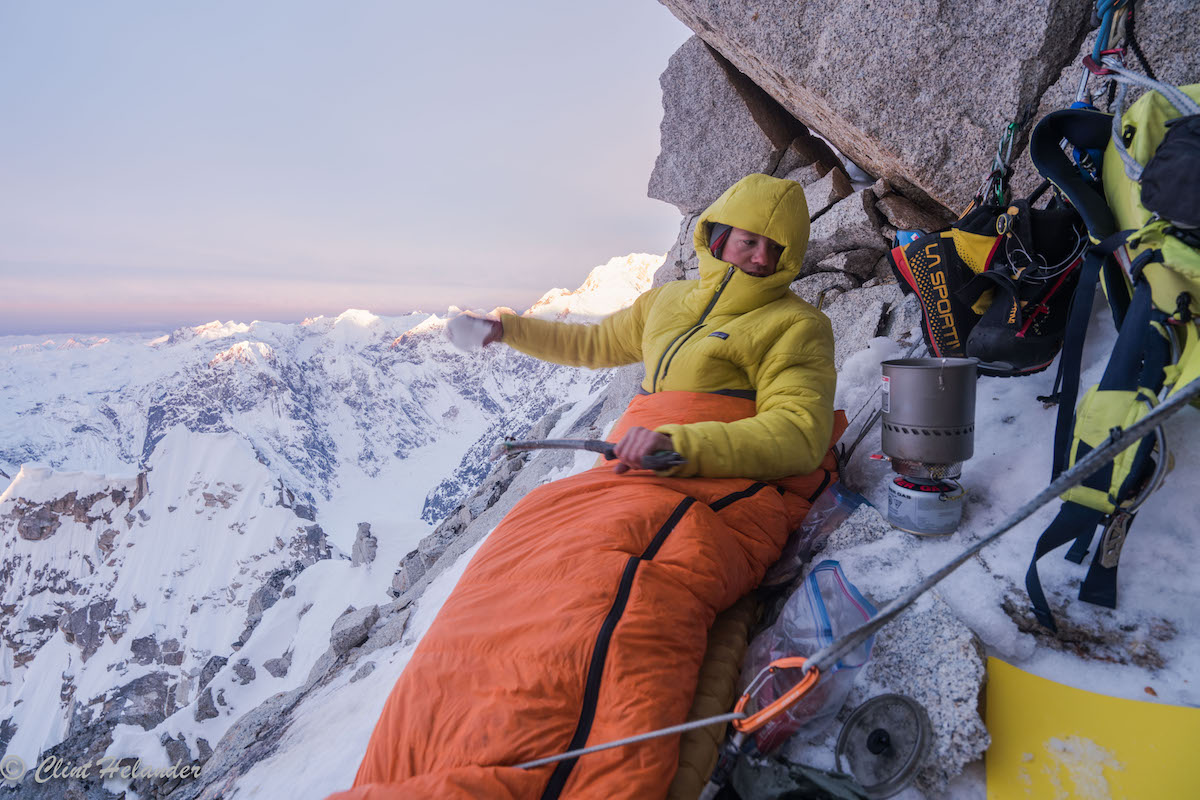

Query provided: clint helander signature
[0,753,202,784]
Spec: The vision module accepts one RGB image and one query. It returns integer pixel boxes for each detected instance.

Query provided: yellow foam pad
[985,657,1200,798]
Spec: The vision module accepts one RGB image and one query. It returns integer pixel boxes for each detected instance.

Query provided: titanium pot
[880,357,977,466]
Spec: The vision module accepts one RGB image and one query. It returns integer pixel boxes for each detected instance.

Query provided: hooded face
[690,173,811,314]
[720,226,783,278]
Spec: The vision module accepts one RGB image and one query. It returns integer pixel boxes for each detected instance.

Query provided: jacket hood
[691,173,811,314]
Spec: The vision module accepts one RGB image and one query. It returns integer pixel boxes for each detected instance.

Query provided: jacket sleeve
[655,315,836,479]
[499,287,659,368]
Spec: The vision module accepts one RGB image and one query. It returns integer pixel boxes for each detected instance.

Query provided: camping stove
[879,358,977,536]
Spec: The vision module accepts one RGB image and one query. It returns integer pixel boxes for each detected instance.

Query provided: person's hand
[445,313,503,351]
[612,426,674,474]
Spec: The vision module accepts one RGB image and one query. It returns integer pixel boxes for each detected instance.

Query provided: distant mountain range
[0,253,660,797]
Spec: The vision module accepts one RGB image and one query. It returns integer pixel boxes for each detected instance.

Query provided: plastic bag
[740,560,877,753]
[761,483,866,588]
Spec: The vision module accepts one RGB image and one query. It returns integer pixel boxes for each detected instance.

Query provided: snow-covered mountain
[525,253,661,321]
[0,253,660,796]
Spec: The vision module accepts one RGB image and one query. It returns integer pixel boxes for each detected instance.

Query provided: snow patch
[190,320,253,340]
[1040,736,1123,799]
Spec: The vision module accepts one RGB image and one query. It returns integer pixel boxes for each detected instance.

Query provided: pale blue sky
[0,1,691,335]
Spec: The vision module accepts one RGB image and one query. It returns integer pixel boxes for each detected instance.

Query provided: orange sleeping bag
[328,392,845,800]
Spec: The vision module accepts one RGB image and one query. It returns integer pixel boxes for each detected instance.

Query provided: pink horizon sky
[0,1,691,336]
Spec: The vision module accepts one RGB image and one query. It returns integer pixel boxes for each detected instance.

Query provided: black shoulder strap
[1030,279,1173,628]
[1050,236,1111,476]
[1025,503,1106,630]
[1029,108,1117,240]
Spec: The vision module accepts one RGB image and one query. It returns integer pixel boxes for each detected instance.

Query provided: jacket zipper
[651,266,735,392]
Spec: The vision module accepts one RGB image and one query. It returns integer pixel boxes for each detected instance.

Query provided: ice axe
[491,437,686,471]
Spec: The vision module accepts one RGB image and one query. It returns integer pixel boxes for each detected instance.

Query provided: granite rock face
[875,192,952,233]
[821,283,906,369]
[653,212,701,287]
[815,248,884,280]
[803,191,889,272]
[329,605,380,655]
[649,36,805,214]
[658,0,1096,208]
[792,271,860,308]
[801,168,853,218]
[262,650,293,678]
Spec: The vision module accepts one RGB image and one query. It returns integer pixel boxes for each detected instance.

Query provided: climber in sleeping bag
[328,172,841,799]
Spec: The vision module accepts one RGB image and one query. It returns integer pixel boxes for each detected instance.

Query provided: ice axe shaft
[493,438,685,471]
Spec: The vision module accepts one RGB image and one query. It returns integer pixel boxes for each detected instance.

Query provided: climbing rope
[1092,0,1130,62]
[1124,1,1157,81]
[1101,56,1200,181]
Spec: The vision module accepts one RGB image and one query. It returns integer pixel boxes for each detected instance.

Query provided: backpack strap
[1027,83,1200,631]
[1029,279,1172,628]
[1028,108,1117,240]
[1025,503,1107,630]
[1167,320,1200,399]
[1049,231,1132,477]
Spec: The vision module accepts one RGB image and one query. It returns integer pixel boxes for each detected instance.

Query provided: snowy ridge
[0,256,662,521]
[525,253,661,322]
[1,430,333,764]
[0,254,659,797]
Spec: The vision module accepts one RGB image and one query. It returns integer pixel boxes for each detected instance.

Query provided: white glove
[445,313,500,351]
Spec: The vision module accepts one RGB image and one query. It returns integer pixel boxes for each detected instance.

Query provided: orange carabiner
[731,657,821,733]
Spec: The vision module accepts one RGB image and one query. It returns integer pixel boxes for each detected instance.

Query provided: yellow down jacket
[502,173,836,479]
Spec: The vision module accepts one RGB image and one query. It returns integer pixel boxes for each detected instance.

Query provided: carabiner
[731,657,821,734]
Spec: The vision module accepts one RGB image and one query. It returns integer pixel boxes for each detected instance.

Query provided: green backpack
[1025,75,1200,631]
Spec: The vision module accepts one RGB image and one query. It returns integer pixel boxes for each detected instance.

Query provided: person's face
[720,227,783,277]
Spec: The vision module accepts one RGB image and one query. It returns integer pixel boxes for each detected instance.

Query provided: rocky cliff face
[0,442,336,800]
[655,0,1199,211]
[2,311,570,520]
[655,0,1093,209]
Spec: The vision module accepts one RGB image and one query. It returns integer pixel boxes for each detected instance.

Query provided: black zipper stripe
[540,496,696,799]
[709,481,770,512]
[713,388,756,400]
[652,267,735,391]
[807,469,833,504]
[540,554,639,798]
[635,387,757,400]
[650,325,695,394]
[539,478,778,798]
[639,496,697,561]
